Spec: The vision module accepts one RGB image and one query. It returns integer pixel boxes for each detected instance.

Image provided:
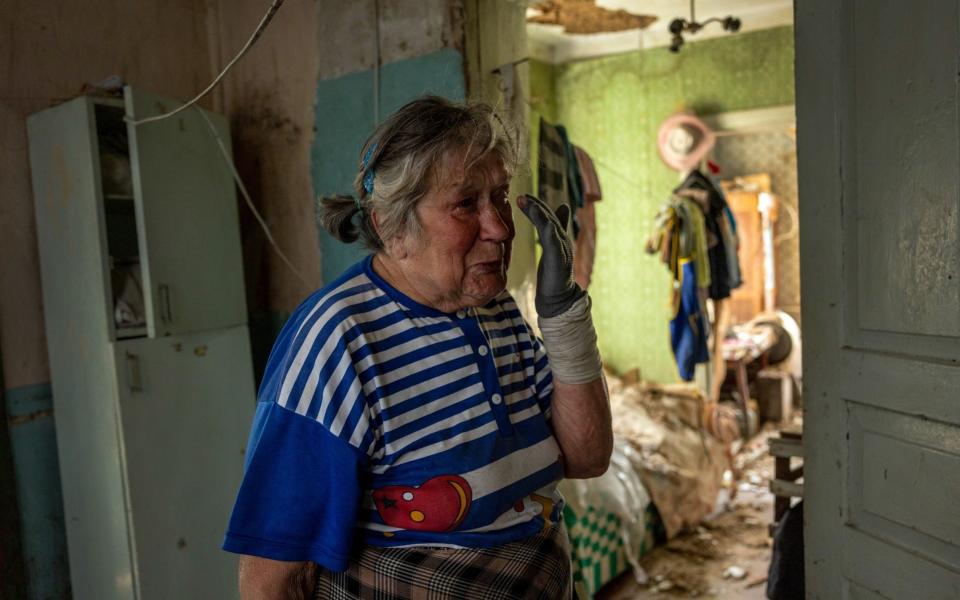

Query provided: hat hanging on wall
[657,112,716,172]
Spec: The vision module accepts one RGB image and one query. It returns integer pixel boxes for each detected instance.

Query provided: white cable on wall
[120,0,309,286]
[195,107,309,286]
[126,0,285,127]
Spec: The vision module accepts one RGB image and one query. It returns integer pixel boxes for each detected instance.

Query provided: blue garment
[670,261,710,381]
[223,256,564,572]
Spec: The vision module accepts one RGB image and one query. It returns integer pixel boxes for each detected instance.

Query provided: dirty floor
[597,432,779,599]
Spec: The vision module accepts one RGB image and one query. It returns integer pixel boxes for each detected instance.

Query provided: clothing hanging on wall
[556,125,583,238]
[671,260,711,381]
[647,170,742,381]
[646,195,711,380]
[537,118,569,218]
[538,118,605,290]
[573,145,602,289]
[675,169,742,299]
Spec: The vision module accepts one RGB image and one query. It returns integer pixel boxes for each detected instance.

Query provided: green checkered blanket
[563,501,662,598]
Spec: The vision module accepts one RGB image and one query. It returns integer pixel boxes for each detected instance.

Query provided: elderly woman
[223,96,612,599]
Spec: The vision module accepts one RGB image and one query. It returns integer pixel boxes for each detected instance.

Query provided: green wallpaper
[528,59,558,123]
[535,26,795,381]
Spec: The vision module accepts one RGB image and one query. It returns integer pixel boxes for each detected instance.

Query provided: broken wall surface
[533,26,796,382]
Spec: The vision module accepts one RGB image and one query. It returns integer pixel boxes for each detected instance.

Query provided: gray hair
[318,96,520,252]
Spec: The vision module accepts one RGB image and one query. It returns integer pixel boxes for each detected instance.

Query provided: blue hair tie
[361,143,377,196]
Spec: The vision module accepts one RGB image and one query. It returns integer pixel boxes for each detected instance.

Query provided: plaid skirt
[314,524,574,599]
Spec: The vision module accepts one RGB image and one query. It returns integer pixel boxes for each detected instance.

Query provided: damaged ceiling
[528,0,794,63]
[527,0,657,35]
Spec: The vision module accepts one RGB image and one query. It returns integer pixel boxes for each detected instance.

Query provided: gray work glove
[518,195,586,318]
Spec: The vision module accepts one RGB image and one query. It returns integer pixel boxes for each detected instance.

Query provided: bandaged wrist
[537,294,603,384]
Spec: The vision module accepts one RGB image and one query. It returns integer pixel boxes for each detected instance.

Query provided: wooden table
[722,325,777,431]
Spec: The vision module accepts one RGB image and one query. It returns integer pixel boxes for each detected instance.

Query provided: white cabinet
[28,87,254,600]
[125,87,247,337]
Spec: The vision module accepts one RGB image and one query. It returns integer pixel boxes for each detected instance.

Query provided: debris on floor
[596,428,784,599]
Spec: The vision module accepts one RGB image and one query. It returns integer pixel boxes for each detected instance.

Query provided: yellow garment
[646,197,711,289]
[679,197,711,289]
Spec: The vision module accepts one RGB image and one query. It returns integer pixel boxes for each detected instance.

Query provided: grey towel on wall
[538,118,569,218]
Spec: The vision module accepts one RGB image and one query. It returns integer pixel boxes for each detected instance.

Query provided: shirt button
[491,393,502,405]
[478,346,489,356]
[456,310,467,319]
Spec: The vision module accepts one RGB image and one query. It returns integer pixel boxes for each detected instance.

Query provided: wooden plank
[768,436,804,458]
[780,423,803,439]
[770,479,804,498]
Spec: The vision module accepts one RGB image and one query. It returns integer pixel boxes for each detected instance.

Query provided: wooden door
[798,1,960,597]
[125,86,247,337]
[722,174,772,324]
[112,326,255,599]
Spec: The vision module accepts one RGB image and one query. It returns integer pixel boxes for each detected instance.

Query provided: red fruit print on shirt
[372,474,472,532]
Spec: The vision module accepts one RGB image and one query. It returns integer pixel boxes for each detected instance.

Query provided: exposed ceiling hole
[527,0,657,34]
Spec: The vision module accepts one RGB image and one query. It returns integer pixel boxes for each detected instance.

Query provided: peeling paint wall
[533,26,796,382]
[210,0,323,381]
[464,0,536,303]
[0,3,215,596]
[312,1,470,284]
[1,1,324,595]
[311,1,538,303]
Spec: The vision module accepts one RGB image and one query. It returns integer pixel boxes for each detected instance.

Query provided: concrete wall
[532,26,796,382]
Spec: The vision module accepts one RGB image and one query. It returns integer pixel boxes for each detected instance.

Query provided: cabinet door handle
[158,284,172,324]
[126,352,143,392]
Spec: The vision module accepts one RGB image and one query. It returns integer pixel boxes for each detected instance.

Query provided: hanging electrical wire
[126,0,285,126]
[194,107,309,286]
[121,0,311,286]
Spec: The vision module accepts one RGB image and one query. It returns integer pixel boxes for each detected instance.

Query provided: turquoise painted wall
[4,382,70,599]
[312,49,467,283]
[534,26,795,382]
[0,390,26,598]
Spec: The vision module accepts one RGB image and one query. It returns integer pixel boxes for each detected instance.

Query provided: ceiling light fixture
[668,0,741,53]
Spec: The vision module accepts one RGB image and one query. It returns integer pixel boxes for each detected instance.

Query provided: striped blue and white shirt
[223,255,564,572]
